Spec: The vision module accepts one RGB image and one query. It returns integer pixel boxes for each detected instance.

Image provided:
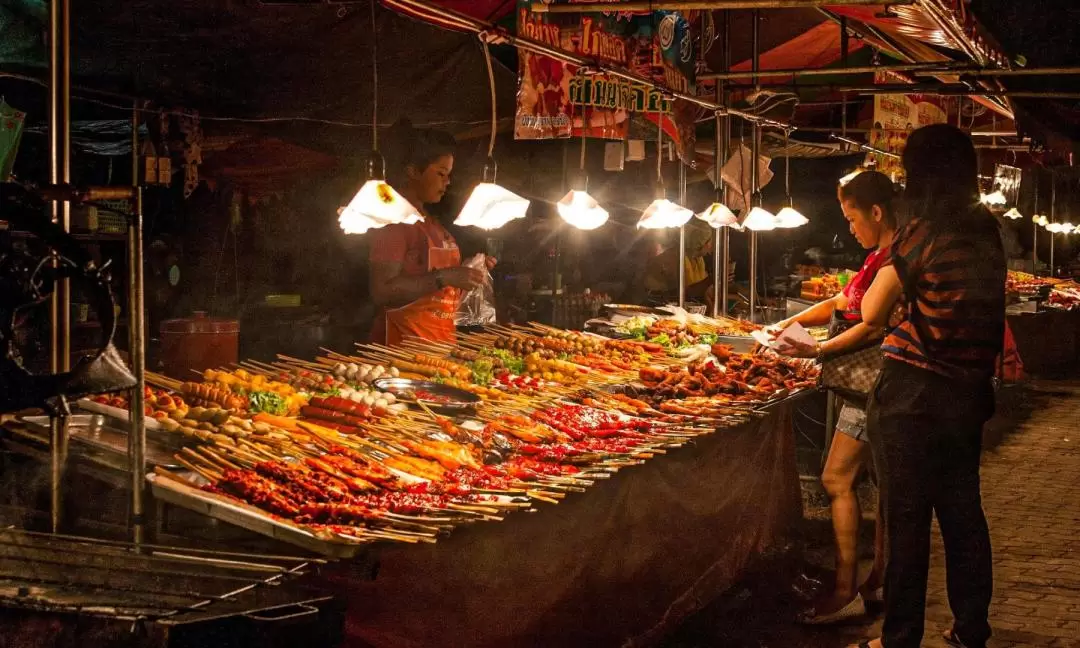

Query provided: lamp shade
[696,202,739,228]
[774,206,809,228]
[557,190,609,230]
[1034,214,1049,226]
[1003,207,1023,220]
[740,206,777,231]
[1046,222,1066,233]
[980,190,1007,206]
[455,183,530,230]
[338,180,423,234]
[636,199,694,229]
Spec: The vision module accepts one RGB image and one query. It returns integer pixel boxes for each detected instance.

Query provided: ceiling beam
[530,0,912,12]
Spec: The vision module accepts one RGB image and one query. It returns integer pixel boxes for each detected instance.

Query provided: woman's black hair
[901,124,981,226]
[383,119,456,186]
[838,170,899,228]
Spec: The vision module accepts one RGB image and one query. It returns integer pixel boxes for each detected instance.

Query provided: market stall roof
[0,0,518,139]
[968,0,1080,157]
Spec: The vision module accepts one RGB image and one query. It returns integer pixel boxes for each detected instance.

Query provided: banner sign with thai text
[515,0,695,141]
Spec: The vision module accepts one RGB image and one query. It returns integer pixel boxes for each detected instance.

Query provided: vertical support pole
[48,0,71,535]
[1032,171,1040,275]
[840,17,849,139]
[128,102,147,545]
[1049,172,1055,276]
[748,9,760,322]
[714,9,731,318]
[678,154,687,309]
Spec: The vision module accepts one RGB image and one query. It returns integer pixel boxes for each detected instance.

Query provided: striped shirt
[882,209,1006,381]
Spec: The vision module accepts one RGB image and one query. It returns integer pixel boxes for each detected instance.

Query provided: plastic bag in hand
[455,254,497,327]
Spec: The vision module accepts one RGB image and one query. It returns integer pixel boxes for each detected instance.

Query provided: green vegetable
[468,358,494,386]
[627,326,649,341]
[697,333,720,346]
[248,391,288,416]
[489,349,526,375]
[648,333,672,347]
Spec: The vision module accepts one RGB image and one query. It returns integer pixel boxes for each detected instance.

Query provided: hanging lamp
[558,135,609,230]
[741,204,777,231]
[638,115,693,229]
[456,34,530,230]
[774,129,808,228]
[696,202,739,229]
[1003,207,1023,220]
[339,1,421,234]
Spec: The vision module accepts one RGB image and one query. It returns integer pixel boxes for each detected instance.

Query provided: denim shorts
[835,402,869,443]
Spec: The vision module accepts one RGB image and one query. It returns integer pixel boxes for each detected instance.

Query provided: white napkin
[751,322,816,354]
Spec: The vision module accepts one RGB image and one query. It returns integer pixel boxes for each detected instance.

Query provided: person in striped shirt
[854,124,1005,648]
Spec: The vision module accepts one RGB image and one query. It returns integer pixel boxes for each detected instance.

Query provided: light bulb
[338,180,423,234]
[637,199,694,229]
[557,190,609,230]
[775,206,809,228]
[455,183,530,230]
[696,202,739,228]
[1046,222,1065,233]
[1003,207,1023,220]
[741,206,777,231]
[838,169,862,187]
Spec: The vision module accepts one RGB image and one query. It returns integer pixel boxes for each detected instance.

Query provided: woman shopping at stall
[768,170,897,624]
[367,121,496,346]
[854,125,1003,648]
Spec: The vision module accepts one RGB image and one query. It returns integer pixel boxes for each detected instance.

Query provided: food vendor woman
[367,121,495,346]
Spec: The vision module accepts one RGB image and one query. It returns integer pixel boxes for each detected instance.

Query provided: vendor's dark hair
[901,124,981,226]
[384,119,455,185]
[838,170,898,228]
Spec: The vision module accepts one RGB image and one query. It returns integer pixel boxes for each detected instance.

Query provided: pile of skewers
[116,320,818,549]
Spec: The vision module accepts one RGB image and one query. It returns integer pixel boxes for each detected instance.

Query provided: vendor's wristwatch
[816,342,825,361]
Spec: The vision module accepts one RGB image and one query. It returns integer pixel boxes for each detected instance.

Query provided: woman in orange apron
[367,122,491,346]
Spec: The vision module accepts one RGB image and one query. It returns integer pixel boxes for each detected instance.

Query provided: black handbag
[819,311,884,405]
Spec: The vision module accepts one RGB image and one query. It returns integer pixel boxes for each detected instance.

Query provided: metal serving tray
[18,415,182,469]
[372,377,481,412]
[146,472,369,559]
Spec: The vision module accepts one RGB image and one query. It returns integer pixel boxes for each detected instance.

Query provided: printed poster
[515,0,695,142]
[867,73,948,181]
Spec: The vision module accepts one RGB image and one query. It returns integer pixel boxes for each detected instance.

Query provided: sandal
[797,593,867,625]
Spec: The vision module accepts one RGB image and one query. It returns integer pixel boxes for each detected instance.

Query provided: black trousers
[870,361,994,648]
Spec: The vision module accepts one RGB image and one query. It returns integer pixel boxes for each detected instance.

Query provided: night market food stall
[2,0,1078,646]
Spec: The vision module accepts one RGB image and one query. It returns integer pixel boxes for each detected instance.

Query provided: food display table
[5,311,816,648]
[330,400,801,648]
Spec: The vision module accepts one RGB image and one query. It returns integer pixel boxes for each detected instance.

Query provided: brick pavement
[664,383,1080,648]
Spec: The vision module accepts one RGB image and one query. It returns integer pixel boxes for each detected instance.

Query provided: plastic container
[159,311,239,380]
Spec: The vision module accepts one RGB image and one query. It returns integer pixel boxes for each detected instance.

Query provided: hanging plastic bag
[455,254,497,327]
[0,100,27,181]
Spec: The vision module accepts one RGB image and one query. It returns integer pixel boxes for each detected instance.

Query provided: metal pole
[712,11,729,318]
[1032,174,1039,275]
[678,157,687,309]
[719,12,732,317]
[749,9,761,322]
[48,0,71,535]
[701,61,965,81]
[532,0,912,11]
[1050,173,1056,277]
[128,101,147,546]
